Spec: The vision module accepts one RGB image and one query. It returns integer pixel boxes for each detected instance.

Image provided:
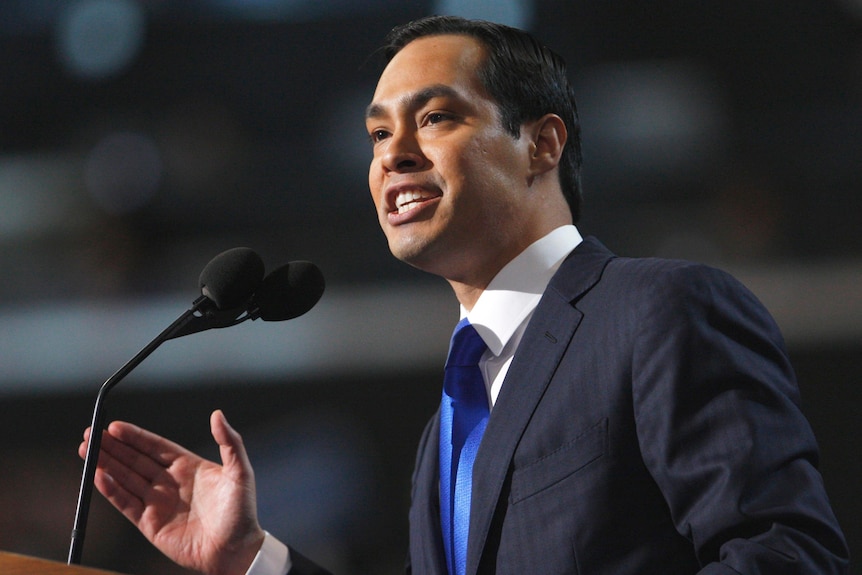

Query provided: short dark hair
[383,15,583,222]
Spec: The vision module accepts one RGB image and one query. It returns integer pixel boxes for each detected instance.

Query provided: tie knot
[446,319,487,368]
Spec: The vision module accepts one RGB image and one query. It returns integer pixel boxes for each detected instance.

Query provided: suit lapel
[465,237,614,574]
[410,413,448,574]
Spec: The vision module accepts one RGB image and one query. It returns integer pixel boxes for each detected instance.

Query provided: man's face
[365,34,534,286]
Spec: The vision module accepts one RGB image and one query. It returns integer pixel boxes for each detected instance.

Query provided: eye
[368,129,390,144]
[425,112,453,125]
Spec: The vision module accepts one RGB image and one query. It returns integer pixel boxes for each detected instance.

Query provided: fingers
[210,410,253,481]
[78,421,201,523]
[91,449,147,525]
[107,420,191,469]
[79,428,168,509]
[78,428,149,523]
[81,423,185,484]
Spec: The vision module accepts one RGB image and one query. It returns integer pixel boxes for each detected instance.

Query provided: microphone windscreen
[199,247,265,310]
[254,261,325,321]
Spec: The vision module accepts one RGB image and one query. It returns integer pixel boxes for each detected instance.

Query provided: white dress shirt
[248,225,583,575]
[466,225,582,408]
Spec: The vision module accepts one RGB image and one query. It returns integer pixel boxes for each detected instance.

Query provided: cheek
[368,161,383,207]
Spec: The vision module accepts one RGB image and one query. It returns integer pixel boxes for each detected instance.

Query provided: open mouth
[393,189,441,214]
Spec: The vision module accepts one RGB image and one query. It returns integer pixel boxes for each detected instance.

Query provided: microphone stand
[66,253,325,565]
[68,295,250,564]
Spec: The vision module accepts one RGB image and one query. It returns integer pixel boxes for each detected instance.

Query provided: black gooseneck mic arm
[68,295,213,564]
[67,251,325,565]
[67,246,266,565]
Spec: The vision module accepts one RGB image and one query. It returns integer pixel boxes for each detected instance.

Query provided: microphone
[199,246,266,310]
[164,258,326,339]
[68,248,324,565]
[250,260,325,321]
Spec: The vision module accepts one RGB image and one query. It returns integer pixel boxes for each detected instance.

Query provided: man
[81,15,849,575]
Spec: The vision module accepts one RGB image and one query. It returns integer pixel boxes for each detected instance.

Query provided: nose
[381,128,426,173]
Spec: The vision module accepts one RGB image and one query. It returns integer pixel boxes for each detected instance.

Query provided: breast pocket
[510,418,607,504]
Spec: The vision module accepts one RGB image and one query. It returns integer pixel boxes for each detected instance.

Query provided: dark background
[0,1,859,573]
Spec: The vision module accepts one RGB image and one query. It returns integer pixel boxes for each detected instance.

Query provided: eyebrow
[365,84,461,121]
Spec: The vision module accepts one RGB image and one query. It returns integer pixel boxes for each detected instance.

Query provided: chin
[389,240,435,271]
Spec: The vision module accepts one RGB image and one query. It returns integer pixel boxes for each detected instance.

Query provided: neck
[448,279,486,311]
[446,220,575,311]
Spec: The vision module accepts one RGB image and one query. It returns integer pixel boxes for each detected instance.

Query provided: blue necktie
[439,318,490,575]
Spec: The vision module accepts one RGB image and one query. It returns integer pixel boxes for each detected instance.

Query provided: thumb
[210,409,253,479]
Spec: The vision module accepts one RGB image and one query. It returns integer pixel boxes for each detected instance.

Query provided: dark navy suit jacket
[294,237,849,574]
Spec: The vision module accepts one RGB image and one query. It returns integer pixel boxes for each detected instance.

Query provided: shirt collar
[464,225,582,356]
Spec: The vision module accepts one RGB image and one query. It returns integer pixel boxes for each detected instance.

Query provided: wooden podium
[0,551,125,574]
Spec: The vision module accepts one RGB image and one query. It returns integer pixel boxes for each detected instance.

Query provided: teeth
[395,190,433,214]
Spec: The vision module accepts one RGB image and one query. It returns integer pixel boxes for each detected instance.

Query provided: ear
[526,114,567,177]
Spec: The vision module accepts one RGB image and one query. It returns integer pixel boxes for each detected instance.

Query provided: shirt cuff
[245,531,292,575]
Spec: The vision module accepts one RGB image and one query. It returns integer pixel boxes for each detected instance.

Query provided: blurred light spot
[84,131,163,215]
[0,155,86,239]
[432,0,533,29]
[578,59,728,191]
[56,0,146,79]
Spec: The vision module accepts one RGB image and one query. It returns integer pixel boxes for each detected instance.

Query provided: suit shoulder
[588,254,778,331]
[603,255,751,297]
[606,253,722,278]
[559,238,770,320]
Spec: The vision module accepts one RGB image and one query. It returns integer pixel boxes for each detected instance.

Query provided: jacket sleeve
[630,262,849,574]
[287,548,334,575]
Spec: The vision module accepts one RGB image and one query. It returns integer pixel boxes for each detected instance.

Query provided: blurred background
[0,0,859,573]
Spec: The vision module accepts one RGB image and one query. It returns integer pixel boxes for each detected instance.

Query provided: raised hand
[79,410,266,575]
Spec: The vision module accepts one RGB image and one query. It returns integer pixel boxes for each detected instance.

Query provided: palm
[82,411,264,575]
